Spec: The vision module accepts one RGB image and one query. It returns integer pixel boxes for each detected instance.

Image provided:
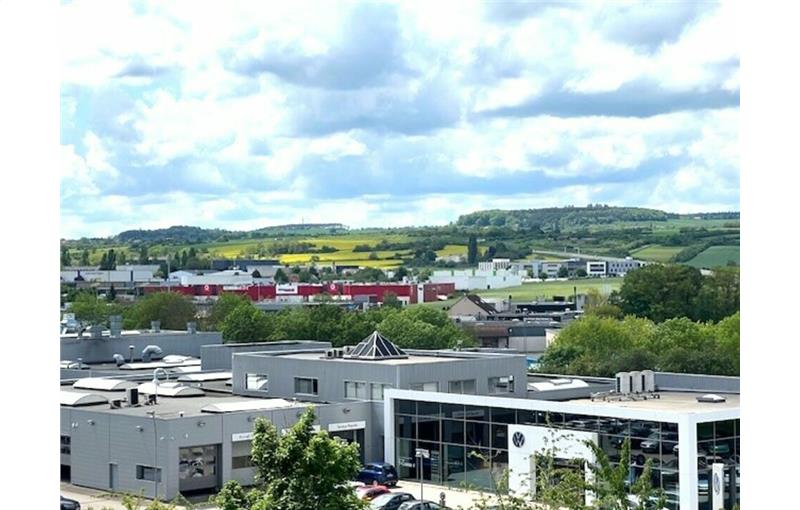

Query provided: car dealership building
[61,332,739,509]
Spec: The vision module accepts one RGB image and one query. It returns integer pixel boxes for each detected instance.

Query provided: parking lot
[61,480,497,510]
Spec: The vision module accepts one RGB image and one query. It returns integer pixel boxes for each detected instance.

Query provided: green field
[416,278,623,309]
[630,244,684,262]
[686,245,740,269]
[477,278,623,301]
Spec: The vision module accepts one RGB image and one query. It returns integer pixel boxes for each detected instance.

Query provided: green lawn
[686,245,740,269]
[630,244,684,262]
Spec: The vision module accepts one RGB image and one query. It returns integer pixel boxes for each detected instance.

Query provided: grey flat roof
[568,392,741,413]
[265,351,475,365]
[60,385,307,418]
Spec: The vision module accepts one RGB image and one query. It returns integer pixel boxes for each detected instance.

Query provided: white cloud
[59,0,739,237]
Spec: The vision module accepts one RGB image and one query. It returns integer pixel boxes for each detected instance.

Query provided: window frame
[135,465,162,482]
[294,376,319,396]
[245,373,269,392]
[344,380,369,400]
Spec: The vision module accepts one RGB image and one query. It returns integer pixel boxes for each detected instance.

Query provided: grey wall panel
[61,332,222,364]
[201,341,331,370]
[654,372,740,393]
[70,411,110,493]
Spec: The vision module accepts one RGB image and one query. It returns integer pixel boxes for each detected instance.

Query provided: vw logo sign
[713,473,721,495]
[512,431,526,448]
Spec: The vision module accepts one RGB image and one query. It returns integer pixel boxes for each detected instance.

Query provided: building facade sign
[328,420,366,432]
[276,283,298,295]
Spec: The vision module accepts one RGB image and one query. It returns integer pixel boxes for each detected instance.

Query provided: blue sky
[60,0,739,238]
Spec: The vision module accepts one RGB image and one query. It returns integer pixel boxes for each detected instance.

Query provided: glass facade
[394,400,684,509]
[697,419,740,510]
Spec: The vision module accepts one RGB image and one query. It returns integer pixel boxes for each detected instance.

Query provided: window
[232,440,253,470]
[488,376,514,394]
[136,465,161,482]
[449,379,477,394]
[344,381,368,400]
[294,377,318,395]
[245,373,269,392]
[232,455,253,469]
[410,382,439,392]
[371,383,392,401]
[60,435,71,455]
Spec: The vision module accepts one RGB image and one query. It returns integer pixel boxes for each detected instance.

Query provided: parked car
[370,492,416,510]
[640,432,679,453]
[357,462,399,487]
[357,484,391,500]
[398,501,450,510]
[60,496,81,510]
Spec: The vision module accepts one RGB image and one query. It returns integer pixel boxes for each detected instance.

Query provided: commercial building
[586,260,608,277]
[61,333,527,500]
[384,372,739,510]
[142,282,455,305]
[430,269,523,291]
[607,257,646,276]
[62,331,740,509]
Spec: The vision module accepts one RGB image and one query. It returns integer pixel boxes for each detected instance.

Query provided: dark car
[357,462,399,487]
[370,492,416,510]
[61,496,81,510]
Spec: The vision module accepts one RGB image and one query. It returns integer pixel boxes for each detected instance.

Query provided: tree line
[216,294,474,350]
[538,264,740,377]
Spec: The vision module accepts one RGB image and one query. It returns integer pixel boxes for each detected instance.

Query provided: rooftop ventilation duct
[151,320,161,333]
[187,321,197,334]
[109,315,122,337]
[141,345,164,363]
[112,354,125,367]
[88,324,103,339]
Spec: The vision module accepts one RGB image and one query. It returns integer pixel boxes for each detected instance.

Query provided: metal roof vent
[142,345,164,362]
[696,394,727,403]
[112,353,125,367]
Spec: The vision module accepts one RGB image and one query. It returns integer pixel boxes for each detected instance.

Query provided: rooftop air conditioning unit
[334,348,344,358]
[630,371,644,393]
[325,350,336,359]
[615,372,631,394]
[642,370,656,393]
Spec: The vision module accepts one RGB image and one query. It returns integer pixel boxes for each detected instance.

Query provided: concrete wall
[61,331,222,364]
[201,341,332,370]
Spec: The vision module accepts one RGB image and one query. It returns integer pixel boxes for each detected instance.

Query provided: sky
[60,0,739,239]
